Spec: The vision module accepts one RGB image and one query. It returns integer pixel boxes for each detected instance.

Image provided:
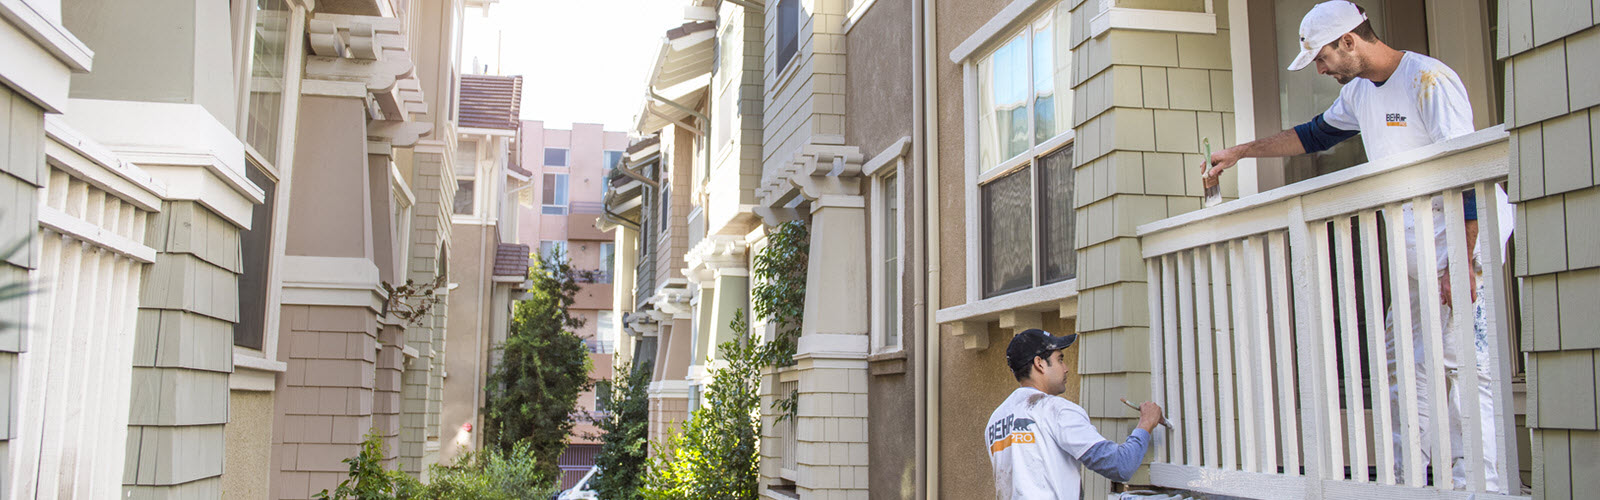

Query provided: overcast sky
[460,0,691,134]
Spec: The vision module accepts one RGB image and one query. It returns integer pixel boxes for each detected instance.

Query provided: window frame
[869,160,905,354]
[544,147,569,167]
[961,0,1078,303]
[542,172,569,215]
[540,240,569,262]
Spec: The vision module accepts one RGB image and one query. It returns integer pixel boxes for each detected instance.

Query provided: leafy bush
[316,430,557,500]
[640,309,762,500]
[590,359,653,500]
[484,250,595,478]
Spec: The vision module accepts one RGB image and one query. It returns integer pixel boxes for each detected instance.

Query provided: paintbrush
[1200,138,1222,208]
[1120,397,1174,431]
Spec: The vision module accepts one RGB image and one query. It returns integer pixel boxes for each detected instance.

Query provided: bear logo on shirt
[989,415,1039,453]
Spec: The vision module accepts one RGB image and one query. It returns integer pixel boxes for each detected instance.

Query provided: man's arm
[1202,129,1306,182]
[1079,402,1164,483]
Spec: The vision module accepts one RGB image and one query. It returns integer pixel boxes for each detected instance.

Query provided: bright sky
[461,0,692,133]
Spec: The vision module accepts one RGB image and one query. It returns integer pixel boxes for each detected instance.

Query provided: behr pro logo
[1385,113,1408,127]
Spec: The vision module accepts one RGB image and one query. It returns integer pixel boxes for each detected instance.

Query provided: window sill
[768,54,803,105]
[231,350,288,392]
[937,279,1078,350]
[867,349,907,376]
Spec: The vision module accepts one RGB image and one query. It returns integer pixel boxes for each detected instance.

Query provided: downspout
[922,0,941,496]
[911,0,928,497]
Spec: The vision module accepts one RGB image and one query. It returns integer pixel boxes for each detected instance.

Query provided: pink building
[516,121,629,487]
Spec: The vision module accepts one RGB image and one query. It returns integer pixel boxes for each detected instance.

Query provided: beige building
[514,120,630,487]
[0,0,476,497]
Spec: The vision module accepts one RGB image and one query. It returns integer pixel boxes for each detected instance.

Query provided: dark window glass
[603,151,624,170]
[1038,145,1075,283]
[777,0,799,72]
[454,180,475,215]
[595,381,611,413]
[235,161,276,349]
[982,167,1033,297]
[544,147,569,167]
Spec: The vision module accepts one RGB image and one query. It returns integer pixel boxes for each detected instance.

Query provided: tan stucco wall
[441,222,491,462]
[1503,2,1600,497]
[63,0,238,133]
[224,390,276,499]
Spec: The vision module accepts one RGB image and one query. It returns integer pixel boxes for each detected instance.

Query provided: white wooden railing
[1136,127,1528,499]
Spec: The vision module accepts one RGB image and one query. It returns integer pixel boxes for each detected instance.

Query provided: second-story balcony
[1136,126,1526,499]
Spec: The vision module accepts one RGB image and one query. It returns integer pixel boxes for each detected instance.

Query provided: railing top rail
[1136,125,1508,259]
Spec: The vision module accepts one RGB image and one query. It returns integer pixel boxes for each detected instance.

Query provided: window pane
[603,151,624,170]
[245,0,289,164]
[600,242,616,283]
[1038,145,1076,283]
[1032,15,1056,143]
[455,141,477,177]
[235,161,276,349]
[541,240,568,261]
[978,33,1030,173]
[453,180,475,215]
[1051,5,1074,138]
[982,167,1033,297]
[777,0,799,71]
[544,147,569,166]
[882,174,898,348]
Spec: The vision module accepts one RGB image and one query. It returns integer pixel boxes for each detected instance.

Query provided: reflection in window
[977,5,1073,173]
[1038,145,1075,283]
[236,160,276,349]
[777,0,799,72]
[982,168,1033,297]
[881,173,899,348]
[978,33,1029,172]
[245,0,290,164]
[599,242,615,284]
[542,173,569,215]
[454,180,475,215]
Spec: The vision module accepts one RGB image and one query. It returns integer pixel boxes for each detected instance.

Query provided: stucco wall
[1502,1,1600,497]
[441,222,491,463]
[844,0,916,159]
[224,390,276,499]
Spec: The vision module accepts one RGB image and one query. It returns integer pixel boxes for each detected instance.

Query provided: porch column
[758,144,870,498]
[1065,2,1237,497]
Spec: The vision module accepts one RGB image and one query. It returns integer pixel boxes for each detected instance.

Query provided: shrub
[590,359,653,500]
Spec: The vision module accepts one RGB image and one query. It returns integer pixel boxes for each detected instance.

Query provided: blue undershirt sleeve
[1293,113,1360,154]
[1463,189,1478,220]
[1079,428,1151,483]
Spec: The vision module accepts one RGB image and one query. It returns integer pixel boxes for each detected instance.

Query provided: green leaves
[591,360,653,500]
[640,309,762,500]
[315,431,556,500]
[483,250,594,479]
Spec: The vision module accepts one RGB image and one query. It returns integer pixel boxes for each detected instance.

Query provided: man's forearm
[1233,129,1307,159]
[1080,429,1152,483]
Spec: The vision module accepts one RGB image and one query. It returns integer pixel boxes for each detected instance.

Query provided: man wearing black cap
[985,329,1163,499]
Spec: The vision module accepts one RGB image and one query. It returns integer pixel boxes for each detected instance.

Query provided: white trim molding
[279,255,387,312]
[0,0,93,112]
[1087,5,1217,38]
[936,279,1078,350]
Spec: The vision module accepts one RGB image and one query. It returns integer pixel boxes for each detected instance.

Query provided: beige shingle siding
[1067,0,1236,496]
[1506,1,1600,496]
[125,201,242,493]
[0,83,43,497]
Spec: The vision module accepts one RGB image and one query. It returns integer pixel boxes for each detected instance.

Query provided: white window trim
[961,3,1076,304]
[767,0,805,100]
[234,2,306,389]
[866,138,909,355]
[391,159,415,280]
[840,0,878,34]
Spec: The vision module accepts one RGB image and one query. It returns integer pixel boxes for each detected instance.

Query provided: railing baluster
[1384,201,1425,488]
[1267,231,1301,476]
[1248,235,1278,475]
[1177,250,1202,466]
[1442,188,1487,492]
[1359,209,1397,485]
[1310,219,1344,479]
[1148,258,1169,463]
[1194,247,1220,468]
[1228,239,1258,473]
[1163,255,1184,465]
[1411,195,1454,490]
[1211,243,1238,471]
[1476,181,1520,494]
[1333,216,1370,482]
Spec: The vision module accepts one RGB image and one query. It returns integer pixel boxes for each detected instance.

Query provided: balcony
[1135,127,1527,499]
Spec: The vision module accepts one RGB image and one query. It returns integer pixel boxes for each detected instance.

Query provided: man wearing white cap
[1201,0,1509,491]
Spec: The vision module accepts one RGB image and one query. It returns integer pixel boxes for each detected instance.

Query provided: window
[453,180,475,215]
[542,173,569,215]
[603,150,624,170]
[595,381,611,413]
[599,242,615,284]
[969,2,1076,299]
[658,185,671,236]
[540,240,568,262]
[544,147,569,167]
[976,5,1071,174]
[872,171,902,350]
[236,159,277,349]
[775,0,799,73]
[244,0,290,164]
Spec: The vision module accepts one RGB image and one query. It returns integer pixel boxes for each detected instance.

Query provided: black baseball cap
[1005,328,1078,374]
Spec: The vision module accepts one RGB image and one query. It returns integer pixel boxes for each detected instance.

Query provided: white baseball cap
[1287,1,1369,71]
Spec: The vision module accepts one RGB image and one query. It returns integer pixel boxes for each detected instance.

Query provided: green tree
[315,430,557,500]
[641,309,762,500]
[314,430,422,500]
[484,251,595,479]
[590,359,653,500]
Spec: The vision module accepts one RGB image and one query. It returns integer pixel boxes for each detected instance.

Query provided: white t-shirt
[986,387,1110,500]
[1321,51,1475,161]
